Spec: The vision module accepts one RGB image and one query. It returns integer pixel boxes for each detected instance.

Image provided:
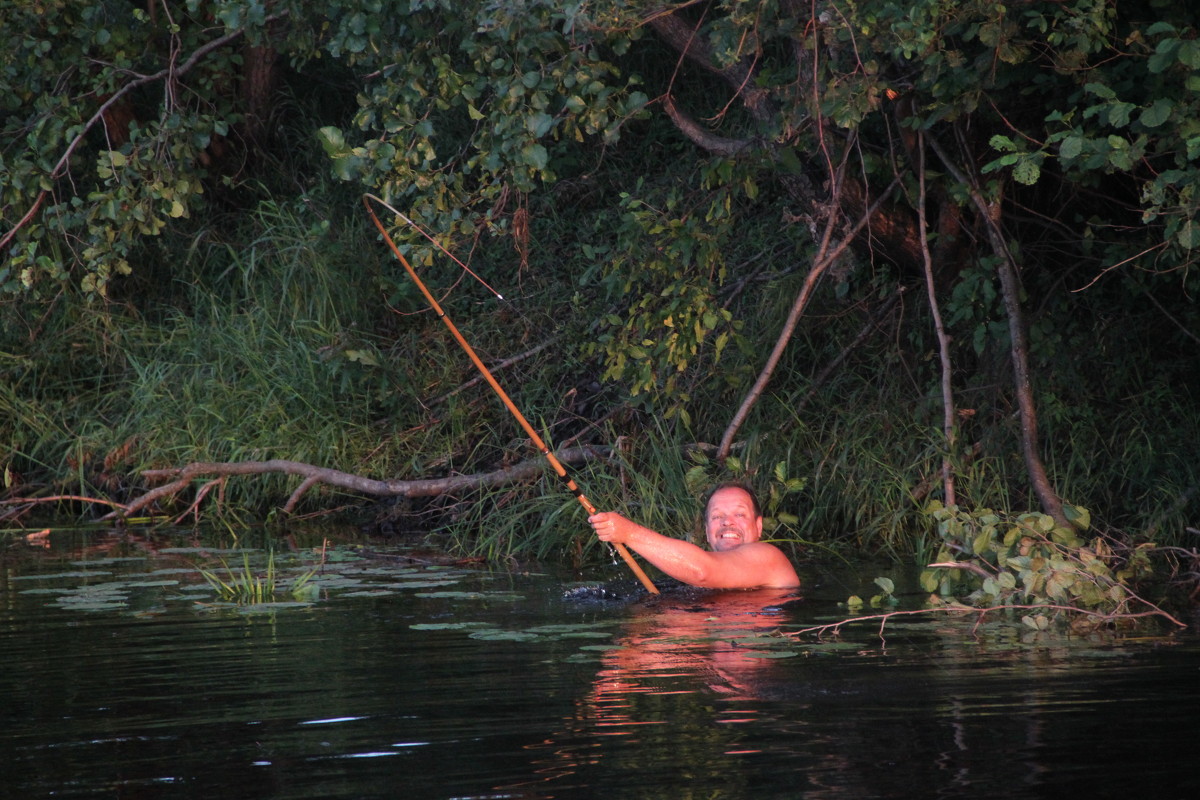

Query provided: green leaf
[1176,219,1200,250]
[1148,39,1181,74]
[1062,504,1091,531]
[1138,99,1173,128]
[1058,135,1084,161]
[919,569,939,593]
[344,349,379,366]
[1022,614,1049,631]
[972,528,994,556]
[989,134,1017,152]
[1179,40,1200,69]
[527,112,554,137]
[521,142,549,170]
[317,126,346,155]
[1107,102,1134,128]
[1012,158,1040,186]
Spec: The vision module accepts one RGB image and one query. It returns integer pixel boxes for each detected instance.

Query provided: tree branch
[646,10,776,122]
[916,132,958,506]
[788,601,1186,641]
[427,336,560,406]
[717,167,902,459]
[660,94,753,156]
[0,13,288,251]
[925,133,1067,526]
[103,445,614,521]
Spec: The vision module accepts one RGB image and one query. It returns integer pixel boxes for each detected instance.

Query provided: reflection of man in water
[588,483,800,590]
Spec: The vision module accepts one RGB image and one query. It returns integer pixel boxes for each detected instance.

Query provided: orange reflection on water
[588,587,799,709]
[497,587,801,796]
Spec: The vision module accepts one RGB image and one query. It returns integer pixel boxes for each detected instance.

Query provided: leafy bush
[920,501,1159,626]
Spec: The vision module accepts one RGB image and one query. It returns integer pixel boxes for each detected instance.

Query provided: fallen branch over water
[102,446,614,521]
[788,601,1187,641]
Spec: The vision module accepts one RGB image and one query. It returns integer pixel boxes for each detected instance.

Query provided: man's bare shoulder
[715,541,800,588]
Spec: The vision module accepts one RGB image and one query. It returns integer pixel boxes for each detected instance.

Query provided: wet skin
[588,487,800,590]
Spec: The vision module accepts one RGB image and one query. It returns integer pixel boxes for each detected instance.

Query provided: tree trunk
[241,43,278,146]
[984,194,1067,526]
[916,134,957,507]
[927,137,1068,526]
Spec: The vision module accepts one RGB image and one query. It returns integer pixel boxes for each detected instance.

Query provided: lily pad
[308,575,368,589]
[577,644,626,651]
[524,622,619,635]
[11,571,113,581]
[410,622,494,631]
[158,547,248,554]
[468,629,541,642]
[54,600,129,611]
[414,591,523,600]
[385,580,462,590]
[558,631,616,639]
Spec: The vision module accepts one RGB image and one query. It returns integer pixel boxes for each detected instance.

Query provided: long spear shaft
[364,196,659,594]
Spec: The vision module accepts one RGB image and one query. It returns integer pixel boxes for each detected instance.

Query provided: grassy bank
[3,181,1198,566]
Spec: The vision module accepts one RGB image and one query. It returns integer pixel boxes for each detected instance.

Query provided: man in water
[588,483,800,590]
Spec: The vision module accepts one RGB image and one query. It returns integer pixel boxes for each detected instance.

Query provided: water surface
[1,528,1196,799]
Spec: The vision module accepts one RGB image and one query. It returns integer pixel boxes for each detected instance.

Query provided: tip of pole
[496,294,504,300]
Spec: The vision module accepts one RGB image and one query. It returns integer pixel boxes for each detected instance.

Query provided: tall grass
[2,132,1196,556]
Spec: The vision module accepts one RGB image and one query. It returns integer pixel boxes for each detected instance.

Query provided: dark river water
[1,527,1197,799]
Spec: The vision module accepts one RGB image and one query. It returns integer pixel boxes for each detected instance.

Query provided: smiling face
[704,487,764,552]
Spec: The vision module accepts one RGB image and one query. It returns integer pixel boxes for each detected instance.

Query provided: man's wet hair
[702,481,763,520]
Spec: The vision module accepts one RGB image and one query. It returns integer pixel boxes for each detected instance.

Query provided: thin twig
[0,494,129,511]
[426,337,560,405]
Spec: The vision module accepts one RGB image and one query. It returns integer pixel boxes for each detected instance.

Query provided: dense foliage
[2,1,1198,610]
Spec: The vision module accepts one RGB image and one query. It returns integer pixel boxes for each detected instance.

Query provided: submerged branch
[788,601,1187,641]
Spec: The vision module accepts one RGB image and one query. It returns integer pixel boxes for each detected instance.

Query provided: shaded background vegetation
[2,1,1197,571]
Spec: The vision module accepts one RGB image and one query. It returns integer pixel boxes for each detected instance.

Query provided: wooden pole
[364,196,659,594]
